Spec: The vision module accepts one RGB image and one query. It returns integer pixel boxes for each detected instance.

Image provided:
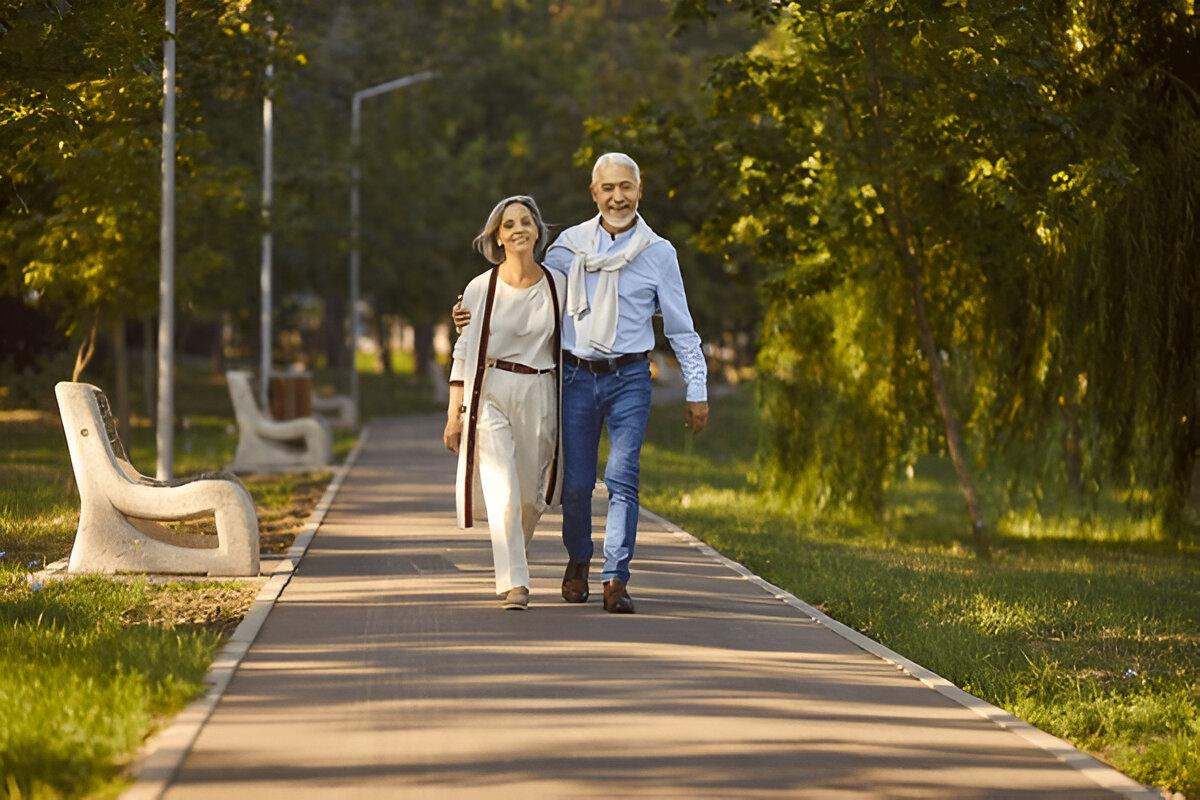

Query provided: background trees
[2,0,1196,546]
[658,0,1198,548]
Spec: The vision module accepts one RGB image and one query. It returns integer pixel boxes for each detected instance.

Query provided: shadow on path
[165,416,1121,799]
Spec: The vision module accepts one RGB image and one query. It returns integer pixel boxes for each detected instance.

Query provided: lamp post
[347,70,437,415]
[259,20,275,409]
[156,0,177,480]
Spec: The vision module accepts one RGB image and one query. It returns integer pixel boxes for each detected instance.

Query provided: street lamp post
[259,21,275,409]
[347,70,437,415]
[156,0,177,480]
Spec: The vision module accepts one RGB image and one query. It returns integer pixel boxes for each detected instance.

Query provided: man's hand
[685,401,709,435]
[452,295,470,333]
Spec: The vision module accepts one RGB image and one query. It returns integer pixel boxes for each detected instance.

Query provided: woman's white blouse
[451,275,556,381]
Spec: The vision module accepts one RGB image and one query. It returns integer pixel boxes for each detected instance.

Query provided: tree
[1,0,281,417]
[669,0,1198,546]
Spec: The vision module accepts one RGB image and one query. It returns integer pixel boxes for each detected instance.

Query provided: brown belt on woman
[486,358,555,375]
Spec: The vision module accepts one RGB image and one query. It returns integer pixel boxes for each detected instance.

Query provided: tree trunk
[323,293,347,372]
[112,317,131,439]
[143,316,156,421]
[876,177,991,559]
[1162,409,1198,539]
[860,68,991,560]
[898,244,992,560]
[376,312,393,375]
[413,321,434,378]
[1062,404,1083,496]
[71,316,98,382]
[212,313,229,375]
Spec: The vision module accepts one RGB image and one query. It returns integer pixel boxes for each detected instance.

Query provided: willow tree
[669,0,1077,557]
[672,0,1198,543]
[1024,1,1200,536]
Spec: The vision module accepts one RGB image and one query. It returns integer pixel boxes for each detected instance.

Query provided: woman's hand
[443,413,464,454]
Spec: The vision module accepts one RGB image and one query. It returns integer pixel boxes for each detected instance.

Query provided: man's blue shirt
[544,217,708,402]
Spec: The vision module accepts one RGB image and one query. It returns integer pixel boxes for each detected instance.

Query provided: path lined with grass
[0,388,359,797]
[156,415,1137,798]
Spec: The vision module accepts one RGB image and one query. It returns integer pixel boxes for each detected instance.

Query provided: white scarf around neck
[558,214,659,354]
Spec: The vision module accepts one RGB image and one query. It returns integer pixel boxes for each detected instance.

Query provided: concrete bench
[312,392,357,430]
[55,381,260,576]
[226,370,332,472]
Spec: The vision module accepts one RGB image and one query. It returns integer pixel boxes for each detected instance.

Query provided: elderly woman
[443,195,565,610]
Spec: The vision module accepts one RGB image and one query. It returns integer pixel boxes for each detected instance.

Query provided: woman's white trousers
[475,368,556,594]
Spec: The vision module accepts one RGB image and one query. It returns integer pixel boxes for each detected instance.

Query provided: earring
[497,240,503,247]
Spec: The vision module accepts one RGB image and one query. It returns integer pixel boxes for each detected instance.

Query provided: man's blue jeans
[561,356,652,585]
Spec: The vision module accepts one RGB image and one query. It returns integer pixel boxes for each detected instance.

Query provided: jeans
[560,357,652,584]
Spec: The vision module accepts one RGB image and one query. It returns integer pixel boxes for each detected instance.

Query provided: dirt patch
[244,473,331,554]
[162,472,332,554]
[127,582,260,637]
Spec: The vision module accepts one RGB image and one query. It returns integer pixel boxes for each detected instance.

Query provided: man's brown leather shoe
[561,559,590,603]
[603,579,635,614]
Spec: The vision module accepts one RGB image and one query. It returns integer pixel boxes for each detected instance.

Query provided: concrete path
[163,416,1131,799]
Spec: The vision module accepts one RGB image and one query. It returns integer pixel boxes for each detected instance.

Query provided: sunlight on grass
[0,573,255,798]
[639,383,1199,796]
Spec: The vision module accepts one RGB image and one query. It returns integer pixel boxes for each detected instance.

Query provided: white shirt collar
[591,214,641,254]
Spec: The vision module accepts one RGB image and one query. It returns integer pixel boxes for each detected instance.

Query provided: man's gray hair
[591,152,641,186]
[472,195,549,265]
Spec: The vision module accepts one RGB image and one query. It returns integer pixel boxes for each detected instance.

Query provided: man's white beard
[601,207,637,230]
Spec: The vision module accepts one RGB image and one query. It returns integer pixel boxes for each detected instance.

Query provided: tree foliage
[664,0,1198,541]
[0,0,279,346]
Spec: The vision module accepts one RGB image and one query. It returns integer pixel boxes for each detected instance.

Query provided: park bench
[54,381,260,576]
[226,370,332,472]
[312,392,357,429]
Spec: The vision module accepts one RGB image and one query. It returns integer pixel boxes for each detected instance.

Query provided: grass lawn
[0,574,258,798]
[637,384,1199,797]
[0,363,420,797]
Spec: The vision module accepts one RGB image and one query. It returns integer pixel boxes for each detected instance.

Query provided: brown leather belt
[487,358,555,375]
[563,351,648,375]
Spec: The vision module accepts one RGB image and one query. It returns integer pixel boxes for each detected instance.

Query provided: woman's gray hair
[591,152,641,186]
[472,195,549,265]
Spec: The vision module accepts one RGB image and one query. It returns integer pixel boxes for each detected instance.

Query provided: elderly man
[455,152,708,613]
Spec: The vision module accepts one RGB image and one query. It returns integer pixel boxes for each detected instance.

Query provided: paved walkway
[163,416,1131,798]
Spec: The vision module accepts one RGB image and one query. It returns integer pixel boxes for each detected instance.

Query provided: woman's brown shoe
[602,579,635,614]
[561,560,590,603]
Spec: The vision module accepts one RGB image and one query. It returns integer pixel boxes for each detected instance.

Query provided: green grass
[0,573,256,798]
[637,385,1199,797]
[353,348,418,375]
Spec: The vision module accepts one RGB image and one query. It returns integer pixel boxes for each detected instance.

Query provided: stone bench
[312,392,357,430]
[55,381,260,576]
[226,370,332,472]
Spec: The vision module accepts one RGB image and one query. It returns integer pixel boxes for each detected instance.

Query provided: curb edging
[637,507,1163,800]
[121,428,371,800]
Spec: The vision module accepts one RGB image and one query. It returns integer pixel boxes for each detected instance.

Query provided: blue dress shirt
[544,217,708,403]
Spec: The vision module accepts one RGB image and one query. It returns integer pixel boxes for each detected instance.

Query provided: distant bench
[312,392,357,430]
[55,381,260,576]
[226,370,332,473]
